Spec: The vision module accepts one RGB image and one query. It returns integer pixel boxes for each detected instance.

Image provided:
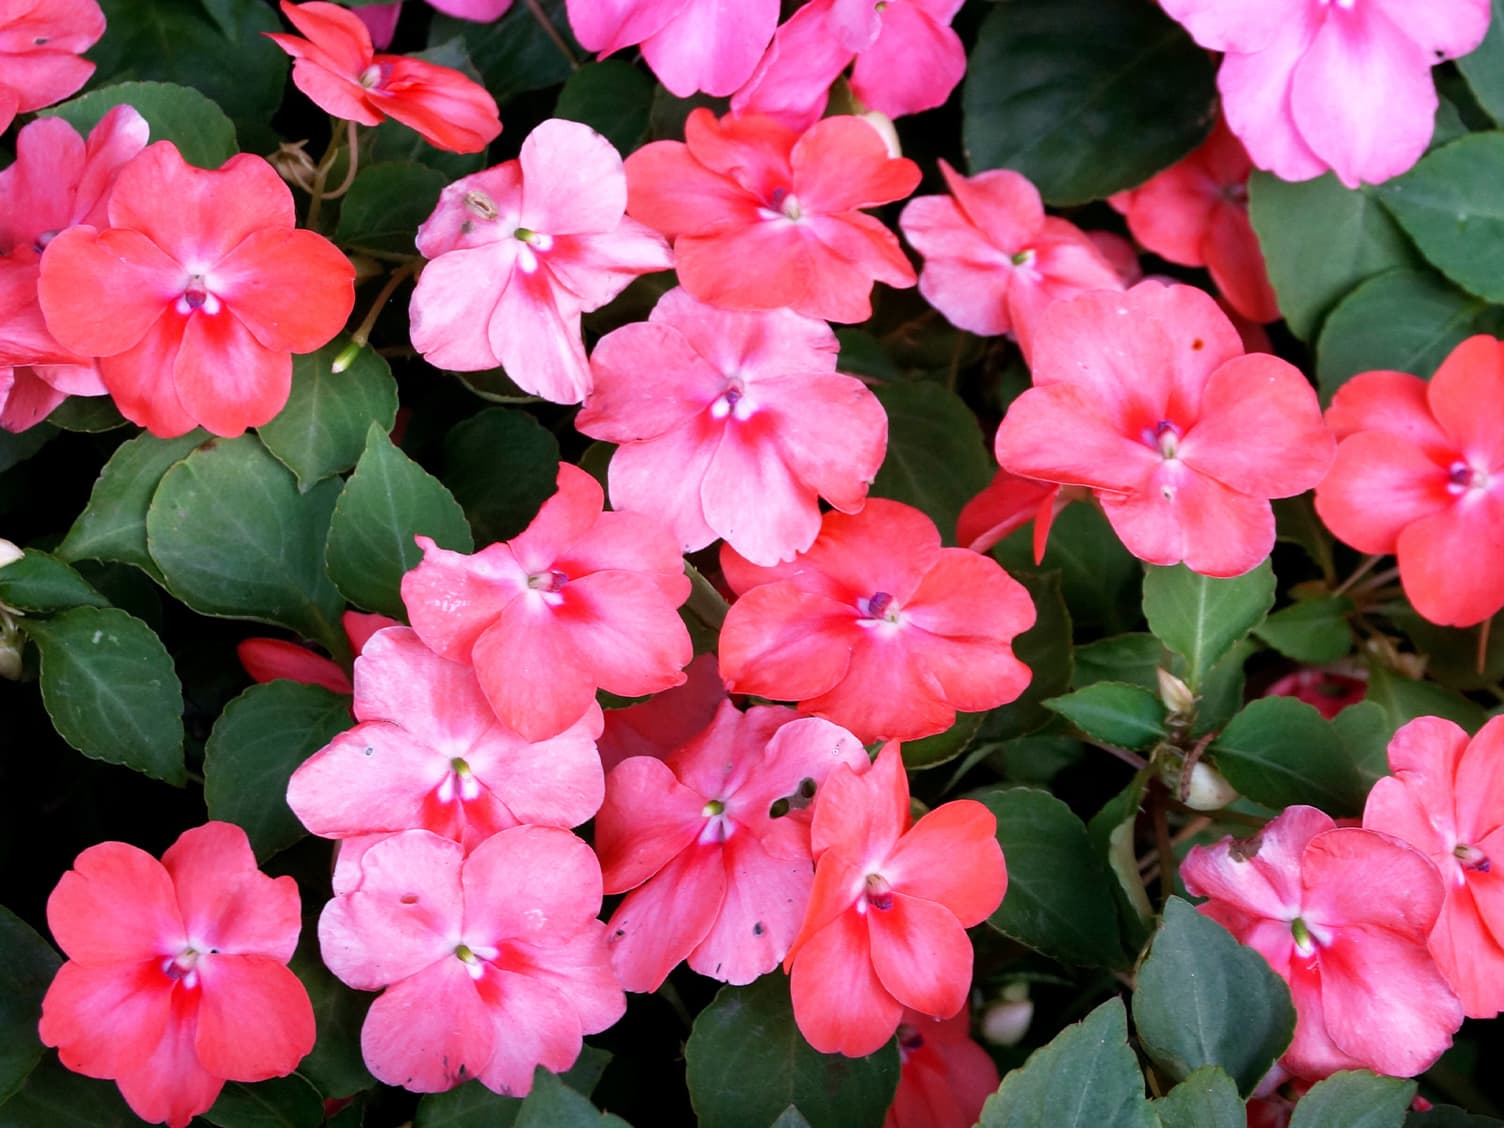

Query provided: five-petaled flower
[0,0,105,134]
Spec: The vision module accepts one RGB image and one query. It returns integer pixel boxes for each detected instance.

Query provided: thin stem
[1478,616,1493,676]
[1331,553,1384,597]
[334,261,421,372]
[321,120,362,202]
[523,0,579,68]
[1152,793,1175,909]
[684,562,729,632]
[303,123,346,230]
[1085,739,1147,771]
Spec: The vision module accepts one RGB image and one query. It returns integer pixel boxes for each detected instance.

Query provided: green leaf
[976,998,1155,1128]
[1407,1107,1504,1127]
[0,427,52,475]
[147,436,346,652]
[1185,638,1254,737]
[1365,664,1487,733]
[0,907,61,1103]
[430,0,579,103]
[326,424,474,618]
[1252,598,1354,664]
[516,1069,626,1128]
[412,1049,612,1128]
[441,408,560,545]
[554,61,654,153]
[1133,899,1295,1096]
[1073,634,1162,692]
[1153,1068,1245,1128]
[334,163,449,257]
[0,551,109,614]
[871,381,992,541]
[1142,561,1275,693]
[995,504,1143,634]
[24,606,185,785]
[684,975,898,1128]
[259,342,400,490]
[1392,608,1504,691]
[1288,1071,1416,1128]
[1045,683,1165,751]
[45,80,238,169]
[44,396,128,433]
[1086,769,1154,946]
[204,682,352,859]
[1334,700,1393,791]
[365,119,486,181]
[1457,0,1504,126]
[0,1054,140,1127]
[1274,494,1336,579]
[1209,697,1367,816]
[902,709,986,770]
[962,0,1215,205]
[203,1074,325,1128]
[1249,171,1419,341]
[986,572,1074,739]
[290,951,372,1103]
[981,788,1126,968]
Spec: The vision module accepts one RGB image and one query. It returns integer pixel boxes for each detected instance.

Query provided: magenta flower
[566,0,779,97]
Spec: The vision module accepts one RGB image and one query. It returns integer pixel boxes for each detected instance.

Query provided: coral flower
[578,287,887,565]
[1183,805,1463,1079]
[1364,716,1504,1018]
[885,1008,1000,1128]
[408,117,672,402]
[0,0,105,134]
[785,744,1007,1057]
[39,823,315,1128]
[994,282,1334,577]
[237,609,397,696]
[597,652,725,773]
[37,141,356,438]
[625,108,919,323]
[266,1,501,154]
[566,0,778,97]
[718,498,1035,744]
[401,461,692,742]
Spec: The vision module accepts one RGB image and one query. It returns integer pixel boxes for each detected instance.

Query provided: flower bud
[858,112,903,159]
[1181,760,1240,811]
[982,989,1034,1047]
[0,538,22,569]
[1156,667,1195,715]
[0,631,22,681]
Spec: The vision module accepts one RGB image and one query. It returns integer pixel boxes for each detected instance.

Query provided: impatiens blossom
[319,827,624,1096]
[785,744,1007,1057]
[1109,117,1279,324]
[266,2,501,154]
[237,609,397,696]
[1262,668,1367,720]
[0,0,105,134]
[885,1008,1000,1128]
[578,287,887,565]
[1315,336,1504,627]
[597,651,725,772]
[1183,805,1463,1079]
[408,118,672,403]
[401,461,692,741]
[287,626,605,848]
[1364,716,1504,1018]
[954,470,1093,562]
[994,282,1334,577]
[1158,0,1490,187]
[596,701,868,992]
[566,0,778,97]
[37,141,356,438]
[899,162,1124,362]
[719,498,1035,743]
[39,823,314,1128]
[625,109,919,323]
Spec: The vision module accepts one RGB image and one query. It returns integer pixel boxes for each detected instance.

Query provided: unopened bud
[1156,668,1195,715]
[0,632,22,681]
[268,140,318,189]
[858,112,902,158]
[1181,761,1239,811]
[0,539,22,569]
[982,988,1033,1047]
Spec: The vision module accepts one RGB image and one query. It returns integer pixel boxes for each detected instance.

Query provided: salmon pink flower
[1364,716,1504,1018]
[566,0,778,97]
[408,118,671,402]
[39,823,315,1128]
[885,1008,1000,1128]
[625,108,919,323]
[718,498,1035,743]
[237,609,397,696]
[899,162,1124,362]
[0,0,105,134]
[266,1,501,154]
[994,282,1334,577]
[954,469,1092,561]
[578,287,887,565]
[401,461,692,742]
[597,652,725,773]
[1262,668,1367,720]
[1158,0,1490,187]
[318,826,624,1096]
[785,744,1007,1057]
[596,701,868,992]
[1183,805,1463,1079]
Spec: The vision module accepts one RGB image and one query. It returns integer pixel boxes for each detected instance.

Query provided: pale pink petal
[701,417,822,566]
[473,968,583,1096]
[848,2,965,120]
[1218,19,1327,183]
[401,537,524,663]
[408,245,511,371]
[1158,0,1310,53]
[566,0,682,55]
[597,754,707,892]
[688,832,812,984]
[462,826,603,942]
[161,823,301,961]
[730,0,852,131]
[286,723,440,839]
[606,420,722,553]
[1182,806,1333,921]
[519,118,629,235]
[489,265,593,403]
[1372,0,1490,58]
[1100,460,1276,576]
[640,0,779,97]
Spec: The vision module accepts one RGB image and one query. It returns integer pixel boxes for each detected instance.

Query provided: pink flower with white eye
[566,0,778,97]
[0,0,105,134]
[408,118,672,403]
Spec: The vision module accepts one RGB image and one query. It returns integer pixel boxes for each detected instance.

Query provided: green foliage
[260,343,401,490]
[1152,1068,1245,1128]
[203,1075,325,1128]
[1209,697,1369,816]
[1288,1071,1417,1128]
[0,907,60,1104]
[0,1054,140,1126]
[430,0,579,103]
[45,81,238,169]
[1045,683,1166,752]
[555,61,655,153]
[871,381,992,541]
[334,164,449,257]
[1252,597,1354,665]
[1142,561,1275,693]
[1457,0,1504,126]
[441,408,561,545]
[0,551,108,614]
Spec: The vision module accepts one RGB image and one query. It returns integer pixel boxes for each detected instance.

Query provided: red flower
[597,652,725,773]
[0,0,105,134]
[237,609,397,696]
[885,1008,1000,1128]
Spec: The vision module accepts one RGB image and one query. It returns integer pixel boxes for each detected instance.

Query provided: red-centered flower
[595,701,868,992]
[785,745,1007,1057]
[39,823,315,1128]
[578,286,887,566]
[597,651,725,773]
[994,282,1334,577]
[318,827,625,1096]
[408,117,671,402]
[37,141,356,438]
[899,161,1124,362]
[1364,716,1504,1018]
[885,1008,1000,1128]
[1109,117,1279,324]
[266,1,501,154]
[624,108,919,323]
[718,499,1035,743]
[566,0,778,97]
[0,0,105,134]
[1183,805,1463,1079]
[401,462,692,742]
[1315,336,1504,627]
[237,609,397,696]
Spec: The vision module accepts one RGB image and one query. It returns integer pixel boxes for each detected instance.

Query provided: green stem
[684,561,729,633]
[523,0,579,68]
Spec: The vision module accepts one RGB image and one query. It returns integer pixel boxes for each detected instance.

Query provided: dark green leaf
[260,342,400,490]
[0,1054,139,1127]
[1185,638,1253,737]
[0,427,52,475]
[44,396,127,433]
[1072,634,1162,692]
[1274,494,1336,579]
[334,163,448,257]
[1142,561,1275,693]
[1086,769,1153,948]
[204,1074,325,1128]
[1334,701,1393,791]
[1153,1068,1245,1128]
[430,0,579,103]
[0,907,61,1103]
[986,572,1074,739]
[45,80,238,169]
[1045,683,1165,751]
[1407,1107,1504,1127]
[1288,1071,1416,1128]
[1457,0,1504,126]
[1210,697,1367,816]
[902,710,986,770]
[835,329,898,382]
[871,381,992,541]
[1391,608,1504,691]
[412,1049,612,1128]
[441,408,560,544]
[291,951,373,1102]
[994,504,1142,634]
[516,1069,626,1128]
[555,61,654,153]
[365,119,486,180]
[0,551,108,614]
[1252,598,1353,665]
[1365,664,1487,733]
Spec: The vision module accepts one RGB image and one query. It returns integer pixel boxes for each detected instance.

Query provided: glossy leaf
[1288,1071,1416,1128]
[441,407,560,545]
[334,163,449,257]
[1142,561,1275,693]
[1045,683,1165,752]
[0,551,108,614]
[44,80,238,170]
[0,906,61,1104]
[1252,598,1353,665]
[1152,1068,1245,1128]
[555,60,654,153]
[872,381,992,542]
[1209,697,1367,816]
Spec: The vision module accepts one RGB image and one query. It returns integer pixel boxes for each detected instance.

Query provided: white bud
[0,539,22,570]
[0,633,21,681]
[982,992,1033,1047]
[857,112,902,159]
[1156,667,1195,715]
[1182,761,1240,811]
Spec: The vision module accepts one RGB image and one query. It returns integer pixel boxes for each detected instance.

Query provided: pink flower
[39,823,315,1128]
[408,118,672,402]
[1262,669,1367,721]
[885,1008,1000,1128]
[625,108,919,323]
[577,287,887,565]
[0,0,105,134]
[993,282,1334,577]
[955,469,1088,561]
[595,701,868,992]
[267,1,501,154]
[318,826,625,1096]
[237,609,398,696]
[401,461,692,741]
[428,0,512,19]
[566,0,778,97]
[785,744,1007,1057]
[1158,0,1490,187]
[1183,805,1463,1079]
[1364,716,1504,1019]
[718,498,1035,743]
[899,162,1124,362]
[597,652,726,773]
